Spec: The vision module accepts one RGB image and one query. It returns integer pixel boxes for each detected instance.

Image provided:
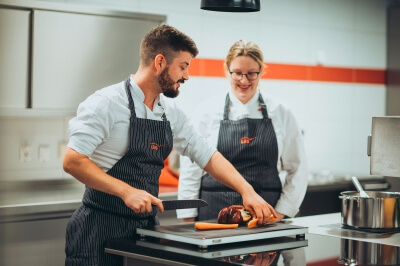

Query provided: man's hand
[63,147,165,214]
[122,188,164,213]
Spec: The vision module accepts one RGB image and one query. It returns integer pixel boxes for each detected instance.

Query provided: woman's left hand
[273,212,285,222]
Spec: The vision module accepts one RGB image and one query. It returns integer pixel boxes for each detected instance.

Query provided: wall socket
[20,146,32,162]
[38,145,51,162]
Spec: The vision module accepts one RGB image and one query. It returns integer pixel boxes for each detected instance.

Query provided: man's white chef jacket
[67,77,215,173]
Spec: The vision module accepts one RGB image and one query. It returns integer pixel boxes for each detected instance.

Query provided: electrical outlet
[20,146,32,162]
[38,145,51,162]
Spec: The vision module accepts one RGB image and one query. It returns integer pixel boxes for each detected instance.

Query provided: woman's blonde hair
[224,40,265,73]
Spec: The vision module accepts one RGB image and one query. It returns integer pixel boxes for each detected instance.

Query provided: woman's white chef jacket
[177,89,308,219]
[67,77,215,173]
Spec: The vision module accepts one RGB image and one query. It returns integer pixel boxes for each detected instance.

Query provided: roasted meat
[217,205,252,224]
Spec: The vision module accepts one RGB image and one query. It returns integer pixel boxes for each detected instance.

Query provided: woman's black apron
[199,93,282,221]
[65,78,173,266]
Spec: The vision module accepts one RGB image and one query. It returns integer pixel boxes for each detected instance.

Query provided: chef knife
[161,199,208,210]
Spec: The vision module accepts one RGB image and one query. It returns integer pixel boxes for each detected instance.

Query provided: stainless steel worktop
[288,213,400,247]
[0,179,84,222]
[0,179,178,223]
[105,213,400,265]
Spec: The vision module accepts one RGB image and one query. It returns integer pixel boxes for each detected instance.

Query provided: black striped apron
[65,78,173,266]
[199,93,282,221]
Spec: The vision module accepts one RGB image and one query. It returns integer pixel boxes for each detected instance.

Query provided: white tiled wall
[0,0,394,181]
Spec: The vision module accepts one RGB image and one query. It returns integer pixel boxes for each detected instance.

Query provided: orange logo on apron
[240,137,256,144]
[150,142,164,150]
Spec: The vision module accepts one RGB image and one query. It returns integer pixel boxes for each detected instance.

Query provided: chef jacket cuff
[176,208,198,219]
[274,201,299,218]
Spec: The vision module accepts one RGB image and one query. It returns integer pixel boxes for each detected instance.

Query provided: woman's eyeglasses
[228,69,260,81]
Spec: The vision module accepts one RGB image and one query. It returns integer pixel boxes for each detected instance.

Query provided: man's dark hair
[140,24,199,66]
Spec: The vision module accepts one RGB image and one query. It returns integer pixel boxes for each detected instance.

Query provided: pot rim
[339,190,400,199]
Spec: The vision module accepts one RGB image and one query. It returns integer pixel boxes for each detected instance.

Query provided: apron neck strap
[223,93,269,120]
[223,94,230,120]
[258,93,269,118]
[125,77,168,122]
[157,102,168,122]
[124,77,137,119]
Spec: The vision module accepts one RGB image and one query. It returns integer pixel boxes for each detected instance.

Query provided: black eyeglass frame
[228,69,261,81]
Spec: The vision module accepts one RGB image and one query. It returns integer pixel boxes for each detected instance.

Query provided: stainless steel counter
[0,179,84,222]
[288,213,400,247]
[0,179,179,266]
[105,213,400,265]
[0,179,178,222]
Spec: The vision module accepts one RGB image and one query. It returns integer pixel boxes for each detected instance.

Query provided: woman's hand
[273,212,285,222]
[242,191,278,225]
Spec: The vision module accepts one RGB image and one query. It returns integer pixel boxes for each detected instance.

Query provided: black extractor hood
[201,0,260,12]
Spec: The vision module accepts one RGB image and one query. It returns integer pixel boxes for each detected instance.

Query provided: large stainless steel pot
[338,238,400,265]
[339,191,400,229]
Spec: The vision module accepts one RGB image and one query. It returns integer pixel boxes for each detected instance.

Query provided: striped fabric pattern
[199,93,282,221]
[65,78,173,265]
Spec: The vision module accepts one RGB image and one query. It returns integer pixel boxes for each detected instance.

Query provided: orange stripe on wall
[190,58,386,85]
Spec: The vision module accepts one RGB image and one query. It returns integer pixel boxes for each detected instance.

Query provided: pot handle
[338,195,352,200]
[338,195,361,207]
[367,134,371,156]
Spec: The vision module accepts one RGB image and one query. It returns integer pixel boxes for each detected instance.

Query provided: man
[63,24,276,265]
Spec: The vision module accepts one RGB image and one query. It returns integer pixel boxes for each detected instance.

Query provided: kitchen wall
[0,0,396,182]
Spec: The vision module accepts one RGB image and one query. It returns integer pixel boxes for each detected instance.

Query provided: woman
[177,40,308,222]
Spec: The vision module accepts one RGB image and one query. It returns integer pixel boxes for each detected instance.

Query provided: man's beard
[158,66,183,98]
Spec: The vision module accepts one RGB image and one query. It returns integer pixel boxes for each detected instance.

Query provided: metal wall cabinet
[31,10,157,110]
[0,8,30,108]
[0,0,165,116]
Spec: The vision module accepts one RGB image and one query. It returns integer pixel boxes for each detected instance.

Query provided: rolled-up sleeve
[68,94,114,157]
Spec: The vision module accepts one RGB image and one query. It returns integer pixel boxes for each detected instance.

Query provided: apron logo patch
[240,137,256,144]
[150,142,164,150]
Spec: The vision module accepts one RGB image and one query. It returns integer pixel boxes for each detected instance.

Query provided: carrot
[247,215,276,229]
[247,218,259,228]
[268,215,277,222]
[194,222,239,230]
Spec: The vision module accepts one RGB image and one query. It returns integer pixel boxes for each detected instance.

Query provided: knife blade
[161,199,208,210]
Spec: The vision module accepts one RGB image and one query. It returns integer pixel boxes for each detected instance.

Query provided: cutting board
[137,220,308,248]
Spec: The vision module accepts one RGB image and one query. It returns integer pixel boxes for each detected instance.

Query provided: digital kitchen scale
[137,220,308,248]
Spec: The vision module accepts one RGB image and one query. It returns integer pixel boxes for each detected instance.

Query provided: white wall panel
[261,0,312,25]
[310,28,355,66]
[354,32,387,68]
[310,0,356,30]
[355,0,389,32]
[261,24,311,64]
